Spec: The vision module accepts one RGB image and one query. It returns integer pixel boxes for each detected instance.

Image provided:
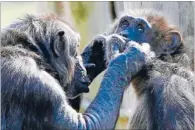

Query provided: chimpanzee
[106,9,194,130]
[1,14,153,129]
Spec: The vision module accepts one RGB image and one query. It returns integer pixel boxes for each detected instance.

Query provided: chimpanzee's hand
[106,41,155,89]
[105,34,128,62]
[81,35,107,81]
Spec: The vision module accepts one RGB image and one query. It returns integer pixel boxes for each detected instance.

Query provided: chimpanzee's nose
[80,77,91,86]
[119,31,128,38]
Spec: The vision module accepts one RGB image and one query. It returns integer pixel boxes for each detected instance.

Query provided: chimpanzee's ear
[52,30,65,57]
[162,31,182,55]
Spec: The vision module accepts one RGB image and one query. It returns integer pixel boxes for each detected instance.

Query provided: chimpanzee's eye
[121,20,129,29]
[136,24,145,33]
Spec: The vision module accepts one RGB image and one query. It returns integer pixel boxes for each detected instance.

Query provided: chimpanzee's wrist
[103,66,130,90]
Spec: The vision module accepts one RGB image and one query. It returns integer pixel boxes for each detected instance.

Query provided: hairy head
[2,14,81,91]
[109,9,185,61]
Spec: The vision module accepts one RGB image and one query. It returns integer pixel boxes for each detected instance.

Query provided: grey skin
[1,15,152,130]
[107,10,195,130]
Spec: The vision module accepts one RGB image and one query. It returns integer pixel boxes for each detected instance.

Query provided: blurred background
[1,1,194,129]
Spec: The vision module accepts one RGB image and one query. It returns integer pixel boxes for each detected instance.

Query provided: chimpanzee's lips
[76,81,90,93]
[66,81,90,99]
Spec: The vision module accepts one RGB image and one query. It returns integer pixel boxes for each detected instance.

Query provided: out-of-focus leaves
[70,2,92,24]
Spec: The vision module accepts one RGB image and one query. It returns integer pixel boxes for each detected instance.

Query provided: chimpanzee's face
[54,22,91,98]
[65,55,91,98]
[115,15,154,44]
[114,15,182,57]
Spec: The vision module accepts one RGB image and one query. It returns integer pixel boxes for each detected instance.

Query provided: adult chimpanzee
[104,9,194,130]
[1,14,153,130]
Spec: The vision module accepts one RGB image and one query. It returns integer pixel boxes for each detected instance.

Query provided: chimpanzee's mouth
[66,79,90,99]
[76,82,90,93]
[66,83,89,99]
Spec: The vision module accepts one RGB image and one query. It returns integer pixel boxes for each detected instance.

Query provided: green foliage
[69,2,94,50]
[70,2,92,24]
